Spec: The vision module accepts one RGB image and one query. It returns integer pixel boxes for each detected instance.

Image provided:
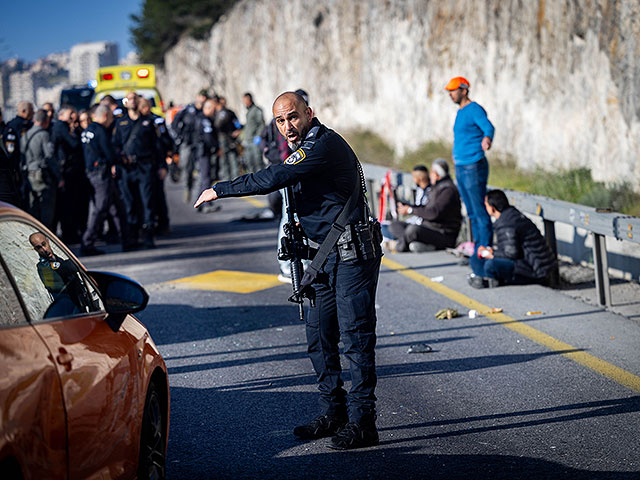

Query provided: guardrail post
[543,219,560,287]
[592,233,611,307]
[366,178,378,218]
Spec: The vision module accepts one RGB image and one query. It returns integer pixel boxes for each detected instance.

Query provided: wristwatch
[407,207,413,214]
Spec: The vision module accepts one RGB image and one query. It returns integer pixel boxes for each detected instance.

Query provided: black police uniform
[0,124,22,206]
[52,119,84,242]
[150,113,174,232]
[112,112,159,248]
[212,118,381,424]
[172,104,199,193]
[194,111,219,195]
[6,116,33,205]
[36,254,95,317]
[81,121,127,252]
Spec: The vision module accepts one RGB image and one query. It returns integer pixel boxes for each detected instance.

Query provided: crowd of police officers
[0,89,265,254]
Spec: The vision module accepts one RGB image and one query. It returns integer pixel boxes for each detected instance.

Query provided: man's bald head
[272,92,314,150]
[17,101,34,120]
[272,92,307,113]
[29,232,53,259]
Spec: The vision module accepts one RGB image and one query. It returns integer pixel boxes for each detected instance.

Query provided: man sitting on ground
[388,158,462,252]
[468,189,556,288]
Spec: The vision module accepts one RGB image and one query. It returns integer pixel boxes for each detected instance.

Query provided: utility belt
[336,218,383,262]
[122,154,153,167]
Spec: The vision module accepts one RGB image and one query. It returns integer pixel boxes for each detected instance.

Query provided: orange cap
[444,77,470,91]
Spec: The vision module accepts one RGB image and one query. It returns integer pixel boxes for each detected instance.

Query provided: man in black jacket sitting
[388,158,462,252]
[469,189,556,288]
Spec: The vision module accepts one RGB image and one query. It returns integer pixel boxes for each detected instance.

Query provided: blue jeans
[470,255,514,281]
[470,255,538,285]
[455,158,492,250]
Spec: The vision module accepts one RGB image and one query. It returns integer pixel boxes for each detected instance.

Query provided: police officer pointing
[195,91,382,450]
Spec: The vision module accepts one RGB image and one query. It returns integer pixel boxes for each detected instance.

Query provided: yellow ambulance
[92,64,165,117]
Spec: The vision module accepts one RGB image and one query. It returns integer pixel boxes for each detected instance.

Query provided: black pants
[388,221,457,252]
[306,250,381,422]
[82,171,126,249]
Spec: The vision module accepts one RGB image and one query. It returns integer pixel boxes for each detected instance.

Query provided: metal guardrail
[361,163,640,307]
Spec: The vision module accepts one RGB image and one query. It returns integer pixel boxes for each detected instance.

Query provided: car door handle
[56,348,74,370]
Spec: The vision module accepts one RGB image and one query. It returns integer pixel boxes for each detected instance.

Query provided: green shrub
[344,131,640,216]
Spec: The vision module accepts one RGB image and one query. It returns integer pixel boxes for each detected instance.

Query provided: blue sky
[0,0,143,62]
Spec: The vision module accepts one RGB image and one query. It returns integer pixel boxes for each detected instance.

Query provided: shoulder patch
[284,148,306,165]
[154,117,164,125]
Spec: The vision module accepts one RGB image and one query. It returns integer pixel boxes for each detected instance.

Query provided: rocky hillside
[158,0,640,188]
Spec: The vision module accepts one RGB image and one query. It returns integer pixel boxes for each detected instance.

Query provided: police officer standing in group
[80,105,128,255]
[52,104,83,243]
[139,97,174,234]
[195,91,382,450]
[113,91,159,250]
[193,98,220,213]
[172,89,209,203]
[6,101,34,205]
[0,107,23,206]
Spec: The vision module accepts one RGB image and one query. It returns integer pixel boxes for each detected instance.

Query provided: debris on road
[430,275,444,282]
[435,308,460,319]
[526,310,543,316]
[407,343,433,353]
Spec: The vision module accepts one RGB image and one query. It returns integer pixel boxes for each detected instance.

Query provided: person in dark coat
[468,189,556,288]
[389,158,461,252]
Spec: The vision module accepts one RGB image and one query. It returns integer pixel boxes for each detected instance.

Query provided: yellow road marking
[381,257,640,393]
[168,269,282,294]
[242,196,266,208]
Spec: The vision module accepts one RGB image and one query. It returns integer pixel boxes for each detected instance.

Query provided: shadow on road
[167,384,640,479]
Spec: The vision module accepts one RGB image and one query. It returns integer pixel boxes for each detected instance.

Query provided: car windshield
[60,88,94,111]
[96,89,158,108]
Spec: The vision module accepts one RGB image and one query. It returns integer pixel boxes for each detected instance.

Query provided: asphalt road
[80,180,640,480]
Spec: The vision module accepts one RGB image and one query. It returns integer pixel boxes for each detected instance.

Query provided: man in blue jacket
[446,76,495,254]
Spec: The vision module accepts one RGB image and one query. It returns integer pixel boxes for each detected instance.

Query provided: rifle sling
[300,169,361,288]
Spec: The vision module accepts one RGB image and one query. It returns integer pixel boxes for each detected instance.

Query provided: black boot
[328,420,379,450]
[293,414,348,440]
[141,224,156,249]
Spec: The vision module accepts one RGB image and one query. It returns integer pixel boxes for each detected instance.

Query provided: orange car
[0,202,169,479]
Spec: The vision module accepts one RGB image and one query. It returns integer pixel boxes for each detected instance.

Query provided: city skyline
[0,0,143,63]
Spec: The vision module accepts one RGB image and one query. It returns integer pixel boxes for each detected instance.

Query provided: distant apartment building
[69,41,118,85]
[8,70,46,106]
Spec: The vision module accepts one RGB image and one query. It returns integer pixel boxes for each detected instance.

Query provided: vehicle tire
[137,381,166,480]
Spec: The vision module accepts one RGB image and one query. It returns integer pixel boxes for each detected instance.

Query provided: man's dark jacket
[493,206,556,279]
[411,176,461,236]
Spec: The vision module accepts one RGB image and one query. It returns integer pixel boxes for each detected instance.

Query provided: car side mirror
[88,271,149,331]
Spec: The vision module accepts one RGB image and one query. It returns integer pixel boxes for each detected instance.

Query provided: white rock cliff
[158,0,640,188]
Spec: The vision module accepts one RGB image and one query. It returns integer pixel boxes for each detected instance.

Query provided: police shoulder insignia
[51,261,60,270]
[284,148,306,165]
[154,117,164,125]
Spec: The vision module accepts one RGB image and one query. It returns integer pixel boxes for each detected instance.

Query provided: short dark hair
[412,165,428,173]
[486,189,510,212]
[243,92,253,101]
[33,109,48,124]
[101,94,117,105]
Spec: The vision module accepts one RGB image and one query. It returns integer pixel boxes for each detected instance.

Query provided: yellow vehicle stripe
[381,257,640,393]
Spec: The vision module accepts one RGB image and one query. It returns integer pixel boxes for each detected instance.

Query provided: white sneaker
[409,241,436,253]
[277,273,292,284]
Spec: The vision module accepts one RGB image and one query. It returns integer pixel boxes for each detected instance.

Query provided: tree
[130,0,237,65]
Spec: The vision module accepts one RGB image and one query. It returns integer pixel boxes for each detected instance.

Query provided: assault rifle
[278,186,315,320]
